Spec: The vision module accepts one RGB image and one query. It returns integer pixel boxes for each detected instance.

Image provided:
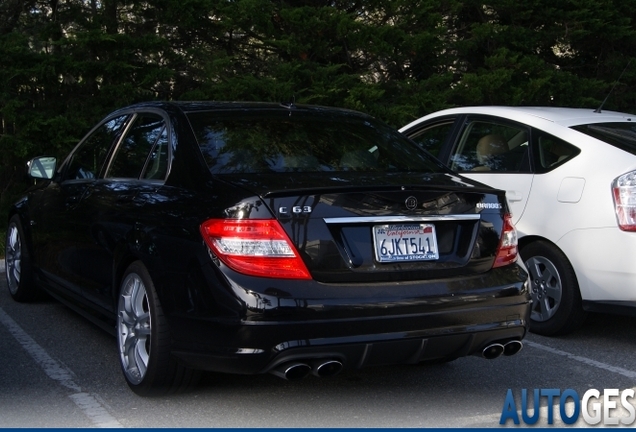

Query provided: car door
[406,116,534,226]
[30,114,131,296]
[77,111,172,311]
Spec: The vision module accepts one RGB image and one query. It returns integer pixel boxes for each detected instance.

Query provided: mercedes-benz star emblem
[405,196,418,210]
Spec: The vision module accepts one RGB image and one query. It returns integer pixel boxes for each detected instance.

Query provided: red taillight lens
[200,219,311,279]
[613,171,636,231]
[493,214,518,268]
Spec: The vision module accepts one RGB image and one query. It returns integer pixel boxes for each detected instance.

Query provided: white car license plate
[373,223,439,263]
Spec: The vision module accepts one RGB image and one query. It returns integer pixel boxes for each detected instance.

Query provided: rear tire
[117,261,200,396]
[5,215,40,302]
[521,241,587,336]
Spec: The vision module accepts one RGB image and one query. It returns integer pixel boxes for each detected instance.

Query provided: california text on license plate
[373,223,439,262]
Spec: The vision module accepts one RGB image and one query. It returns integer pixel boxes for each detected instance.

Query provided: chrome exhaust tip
[503,340,523,356]
[311,359,343,378]
[270,362,312,381]
[482,343,505,360]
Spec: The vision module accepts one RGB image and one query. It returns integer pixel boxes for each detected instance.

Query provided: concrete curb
[0,259,5,273]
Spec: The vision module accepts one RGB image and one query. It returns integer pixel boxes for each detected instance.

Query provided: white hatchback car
[401,106,636,336]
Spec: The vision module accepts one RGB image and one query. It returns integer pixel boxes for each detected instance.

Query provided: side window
[108,114,167,180]
[450,120,530,173]
[141,126,169,180]
[406,121,455,158]
[64,115,128,180]
[535,133,580,173]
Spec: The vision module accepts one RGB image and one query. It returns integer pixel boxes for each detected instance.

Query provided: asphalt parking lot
[1,268,636,428]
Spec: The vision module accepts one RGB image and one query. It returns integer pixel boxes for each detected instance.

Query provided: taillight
[612,170,636,231]
[200,219,311,279]
[493,214,518,268]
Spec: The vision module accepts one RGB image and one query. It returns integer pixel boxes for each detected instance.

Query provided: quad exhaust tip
[482,343,505,359]
[481,340,524,359]
[270,362,312,381]
[271,359,344,380]
[503,340,523,356]
[311,359,343,378]
[271,341,524,378]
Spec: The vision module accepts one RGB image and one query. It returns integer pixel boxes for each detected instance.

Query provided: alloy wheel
[526,255,563,322]
[6,222,22,295]
[117,273,152,385]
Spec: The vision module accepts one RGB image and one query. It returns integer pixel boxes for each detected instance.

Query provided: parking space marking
[0,305,123,428]
[526,340,636,379]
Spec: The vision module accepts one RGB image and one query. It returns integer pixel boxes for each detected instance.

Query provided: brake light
[612,170,636,231]
[493,214,518,268]
[200,219,311,279]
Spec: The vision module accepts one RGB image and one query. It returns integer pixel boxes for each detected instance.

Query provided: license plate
[373,223,439,263]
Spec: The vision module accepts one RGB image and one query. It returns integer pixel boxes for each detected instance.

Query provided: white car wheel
[521,241,587,336]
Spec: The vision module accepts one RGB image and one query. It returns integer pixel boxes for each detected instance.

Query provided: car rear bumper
[173,323,527,375]
[172,316,528,374]
[166,263,531,375]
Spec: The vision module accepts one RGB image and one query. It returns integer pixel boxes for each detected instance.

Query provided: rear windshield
[187,110,448,175]
[571,122,636,156]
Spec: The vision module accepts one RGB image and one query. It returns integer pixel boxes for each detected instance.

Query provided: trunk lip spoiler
[323,214,481,224]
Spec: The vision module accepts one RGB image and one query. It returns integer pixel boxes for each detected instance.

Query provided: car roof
[112,101,369,118]
[403,106,636,129]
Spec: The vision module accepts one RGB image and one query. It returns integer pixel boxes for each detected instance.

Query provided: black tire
[5,215,40,302]
[521,241,587,336]
[117,261,200,396]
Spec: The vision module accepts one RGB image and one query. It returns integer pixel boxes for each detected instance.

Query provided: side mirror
[27,156,57,180]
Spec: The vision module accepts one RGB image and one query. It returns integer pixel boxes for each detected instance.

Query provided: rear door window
[107,113,169,180]
[450,120,531,173]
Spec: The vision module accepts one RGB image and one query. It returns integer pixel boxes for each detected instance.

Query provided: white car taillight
[612,170,636,232]
[200,219,312,279]
[493,214,518,268]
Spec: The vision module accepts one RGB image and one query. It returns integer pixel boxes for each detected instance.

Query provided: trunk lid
[220,172,509,283]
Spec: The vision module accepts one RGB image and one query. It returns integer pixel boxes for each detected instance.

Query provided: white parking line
[526,340,636,379]
[0,305,123,428]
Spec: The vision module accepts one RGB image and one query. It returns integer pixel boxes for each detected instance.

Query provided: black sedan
[5,102,530,396]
